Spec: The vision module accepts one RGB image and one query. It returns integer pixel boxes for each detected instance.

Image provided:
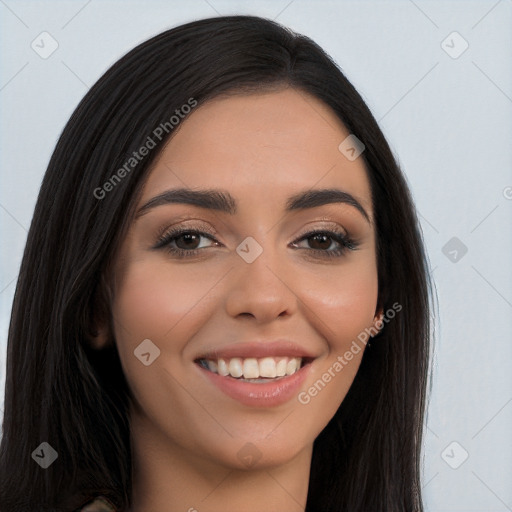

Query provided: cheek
[299,256,379,353]
[292,257,379,423]
[109,259,210,402]
[111,258,218,349]
[110,259,226,441]
[110,255,239,395]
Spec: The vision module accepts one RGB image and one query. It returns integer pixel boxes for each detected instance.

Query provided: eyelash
[154,225,359,260]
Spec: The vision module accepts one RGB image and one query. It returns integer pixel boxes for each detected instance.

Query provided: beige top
[79,496,117,512]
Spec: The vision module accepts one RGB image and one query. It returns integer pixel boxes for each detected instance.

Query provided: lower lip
[197,363,312,407]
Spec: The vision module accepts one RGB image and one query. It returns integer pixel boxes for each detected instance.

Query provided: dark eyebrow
[135,187,371,223]
[286,188,370,223]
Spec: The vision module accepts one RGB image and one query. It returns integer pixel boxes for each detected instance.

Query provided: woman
[0,15,433,512]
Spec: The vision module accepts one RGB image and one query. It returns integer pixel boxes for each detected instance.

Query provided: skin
[93,88,382,512]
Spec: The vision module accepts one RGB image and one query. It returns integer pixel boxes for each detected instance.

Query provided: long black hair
[0,15,433,512]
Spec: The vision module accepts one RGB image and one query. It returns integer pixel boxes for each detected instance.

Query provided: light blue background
[1,1,511,510]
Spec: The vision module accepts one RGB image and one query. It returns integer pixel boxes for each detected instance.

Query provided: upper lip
[195,340,318,361]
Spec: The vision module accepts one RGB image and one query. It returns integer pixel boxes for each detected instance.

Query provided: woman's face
[108,88,380,470]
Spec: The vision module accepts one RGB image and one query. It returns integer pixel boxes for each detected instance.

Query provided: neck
[126,407,312,512]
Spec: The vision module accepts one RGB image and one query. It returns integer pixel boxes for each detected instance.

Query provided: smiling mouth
[195,356,313,382]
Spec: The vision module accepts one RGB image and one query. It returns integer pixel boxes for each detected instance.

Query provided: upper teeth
[202,357,302,379]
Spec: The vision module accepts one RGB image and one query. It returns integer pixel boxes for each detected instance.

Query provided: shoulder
[78,495,118,512]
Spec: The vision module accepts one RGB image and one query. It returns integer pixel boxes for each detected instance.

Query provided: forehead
[140,88,373,218]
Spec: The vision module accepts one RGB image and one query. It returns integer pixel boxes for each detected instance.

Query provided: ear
[86,278,115,350]
[372,307,385,336]
[86,321,113,350]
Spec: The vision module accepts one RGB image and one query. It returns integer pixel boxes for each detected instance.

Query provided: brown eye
[291,229,358,259]
[306,233,335,251]
[154,228,219,257]
[174,232,202,250]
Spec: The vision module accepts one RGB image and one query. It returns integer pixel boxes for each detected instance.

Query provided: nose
[224,242,298,324]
